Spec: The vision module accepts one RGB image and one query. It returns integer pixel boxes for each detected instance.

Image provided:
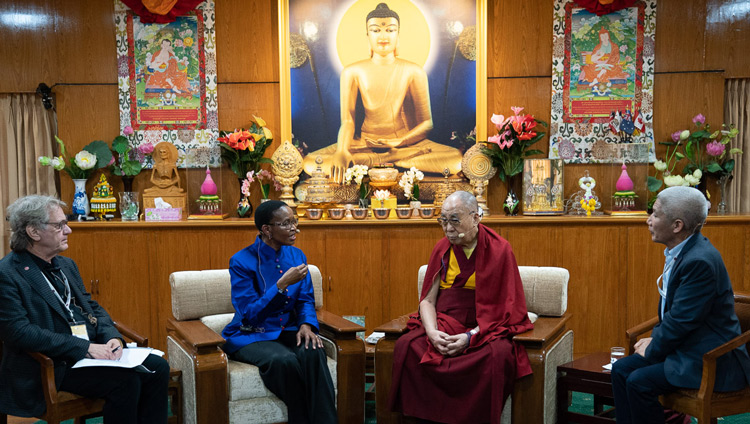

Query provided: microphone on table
[458,233,465,238]
[295,229,300,233]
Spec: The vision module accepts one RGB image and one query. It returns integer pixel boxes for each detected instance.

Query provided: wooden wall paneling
[215,0,279,82]
[383,227,445,320]
[323,227,384,335]
[65,229,97,294]
[654,0,708,72]
[561,225,623,354]
[294,230,327,281]
[54,0,117,84]
[207,224,259,269]
[652,72,725,151]
[54,84,121,202]
[495,224,564,268]
[702,223,748,292]
[149,228,217,352]
[625,225,662,334]
[91,229,152,337]
[705,0,750,77]
[487,0,553,78]
[0,0,58,92]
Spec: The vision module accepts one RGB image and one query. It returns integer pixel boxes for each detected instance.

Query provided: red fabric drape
[120,0,204,23]
[574,0,637,16]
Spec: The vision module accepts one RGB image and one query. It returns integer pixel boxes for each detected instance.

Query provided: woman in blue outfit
[222,200,337,424]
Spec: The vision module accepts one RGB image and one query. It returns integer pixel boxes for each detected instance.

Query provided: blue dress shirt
[222,236,319,353]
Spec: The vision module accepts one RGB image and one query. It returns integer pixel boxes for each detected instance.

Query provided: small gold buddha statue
[90,174,116,220]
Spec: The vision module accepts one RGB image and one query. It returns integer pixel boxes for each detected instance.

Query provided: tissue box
[145,208,182,221]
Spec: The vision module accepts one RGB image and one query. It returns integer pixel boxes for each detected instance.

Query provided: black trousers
[60,353,170,424]
[611,353,679,424]
[232,331,337,424]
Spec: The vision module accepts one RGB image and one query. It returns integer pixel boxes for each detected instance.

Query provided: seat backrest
[735,293,750,351]
[417,265,569,317]
[170,264,324,321]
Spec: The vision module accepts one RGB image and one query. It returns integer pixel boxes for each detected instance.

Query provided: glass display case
[522,159,565,215]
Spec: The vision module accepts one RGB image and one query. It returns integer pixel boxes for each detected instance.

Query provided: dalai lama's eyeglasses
[44,220,69,231]
[437,212,475,227]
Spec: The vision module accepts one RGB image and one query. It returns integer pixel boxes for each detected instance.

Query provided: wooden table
[557,352,616,423]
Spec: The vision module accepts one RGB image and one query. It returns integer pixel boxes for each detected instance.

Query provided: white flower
[663,175,685,187]
[374,190,391,201]
[51,156,65,171]
[692,169,702,179]
[344,164,368,185]
[684,173,701,186]
[680,130,690,141]
[74,151,97,170]
[654,160,667,171]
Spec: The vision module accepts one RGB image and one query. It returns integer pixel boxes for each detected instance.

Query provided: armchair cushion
[518,266,569,317]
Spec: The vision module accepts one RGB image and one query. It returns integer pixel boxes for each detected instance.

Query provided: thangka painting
[286,0,480,180]
[549,0,656,163]
[115,0,219,167]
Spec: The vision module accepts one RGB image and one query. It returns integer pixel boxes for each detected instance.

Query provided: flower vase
[696,179,712,212]
[237,178,253,218]
[72,179,90,218]
[358,198,370,209]
[409,200,421,217]
[121,175,134,192]
[716,174,730,215]
[503,175,521,216]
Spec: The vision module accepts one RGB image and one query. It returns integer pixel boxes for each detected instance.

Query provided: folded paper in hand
[72,347,164,373]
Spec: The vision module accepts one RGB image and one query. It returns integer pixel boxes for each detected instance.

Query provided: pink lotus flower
[139,143,154,155]
[488,134,502,146]
[671,131,682,142]
[693,114,706,125]
[123,126,134,136]
[706,140,726,156]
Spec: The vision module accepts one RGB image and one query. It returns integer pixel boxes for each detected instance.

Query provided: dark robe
[389,224,533,424]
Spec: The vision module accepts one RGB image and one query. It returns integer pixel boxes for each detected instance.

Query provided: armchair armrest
[28,351,57,408]
[114,321,147,347]
[314,309,366,424]
[317,309,365,340]
[694,329,750,400]
[167,317,225,355]
[374,313,412,339]
[626,316,659,355]
[513,314,570,350]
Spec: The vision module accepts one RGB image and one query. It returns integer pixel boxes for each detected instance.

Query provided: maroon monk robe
[389,224,533,423]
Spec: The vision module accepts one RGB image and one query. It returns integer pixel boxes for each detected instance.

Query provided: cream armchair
[166,265,365,424]
[375,265,573,424]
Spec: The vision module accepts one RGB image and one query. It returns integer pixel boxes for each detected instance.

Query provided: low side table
[557,351,616,423]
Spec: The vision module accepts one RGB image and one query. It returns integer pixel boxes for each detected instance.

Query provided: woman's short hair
[657,186,709,234]
[7,195,67,252]
[254,200,289,231]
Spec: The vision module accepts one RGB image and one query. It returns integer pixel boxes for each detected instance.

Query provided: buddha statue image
[144,142,184,196]
[302,2,463,183]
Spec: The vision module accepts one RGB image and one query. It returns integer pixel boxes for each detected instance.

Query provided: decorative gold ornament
[271,140,304,209]
[461,143,497,215]
[305,156,334,204]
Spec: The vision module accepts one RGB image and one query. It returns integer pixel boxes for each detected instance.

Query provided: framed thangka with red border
[549,0,656,163]
[115,0,219,167]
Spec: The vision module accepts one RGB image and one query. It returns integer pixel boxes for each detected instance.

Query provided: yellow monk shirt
[440,247,476,290]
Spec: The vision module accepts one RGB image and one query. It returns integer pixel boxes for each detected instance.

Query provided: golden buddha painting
[284,0,482,183]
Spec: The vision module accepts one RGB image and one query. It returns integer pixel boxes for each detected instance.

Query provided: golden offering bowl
[306,208,323,220]
[327,208,345,220]
[395,208,412,219]
[418,207,436,219]
[352,208,369,220]
[373,208,390,220]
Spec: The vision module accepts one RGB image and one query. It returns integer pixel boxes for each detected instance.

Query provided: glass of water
[119,192,139,221]
[611,346,626,364]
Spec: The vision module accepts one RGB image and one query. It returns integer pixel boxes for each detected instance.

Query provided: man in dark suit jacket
[0,195,169,423]
[612,186,750,424]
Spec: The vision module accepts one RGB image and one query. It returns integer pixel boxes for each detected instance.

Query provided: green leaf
[723,159,735,173]
[647,176,663,192]
[122,161,142,176]
[707,162,723,173]
[83,140,113,169]
[675,152,685,160]
[524,149,544,157]
[729,148,743,155]
[658,141,677,146]
[685,141,695,161]
[112,136,130,155]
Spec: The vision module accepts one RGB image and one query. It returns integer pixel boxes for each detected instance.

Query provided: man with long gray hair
[612,186,750,424]
[0,195,169,423]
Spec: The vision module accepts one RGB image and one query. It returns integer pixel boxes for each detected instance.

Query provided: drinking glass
[119,192,139,221]
[610,346,625,364]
